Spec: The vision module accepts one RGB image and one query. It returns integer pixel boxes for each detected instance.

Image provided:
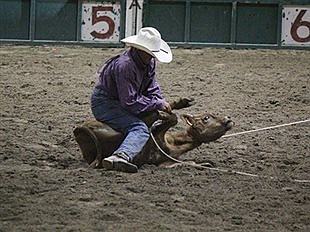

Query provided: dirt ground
[0,45,309,232]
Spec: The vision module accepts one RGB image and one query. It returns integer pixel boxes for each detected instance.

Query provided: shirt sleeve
[144,62,165,103]
[114,62,165,115]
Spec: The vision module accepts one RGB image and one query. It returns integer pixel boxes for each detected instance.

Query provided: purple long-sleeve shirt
[95,48,165,115]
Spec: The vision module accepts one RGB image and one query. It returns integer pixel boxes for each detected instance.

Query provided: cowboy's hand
[161,101,172,114]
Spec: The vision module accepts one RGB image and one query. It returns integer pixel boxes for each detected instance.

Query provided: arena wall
[0,0,309,48]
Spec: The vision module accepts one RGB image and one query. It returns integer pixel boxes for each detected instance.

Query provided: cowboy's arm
[145,63,171,113]
[115,64,165,115]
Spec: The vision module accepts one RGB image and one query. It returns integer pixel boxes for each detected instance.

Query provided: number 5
[90,6,115,39]
[290,10,310,43]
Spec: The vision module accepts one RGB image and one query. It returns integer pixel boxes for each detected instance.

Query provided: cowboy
[91,27,173,173]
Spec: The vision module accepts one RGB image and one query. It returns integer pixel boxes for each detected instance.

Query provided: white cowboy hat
[121,27,172,63]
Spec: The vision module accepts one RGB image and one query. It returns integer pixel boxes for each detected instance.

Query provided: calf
[73,98,233,168]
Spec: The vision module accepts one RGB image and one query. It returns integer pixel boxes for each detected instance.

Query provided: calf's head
[182,112,233,143]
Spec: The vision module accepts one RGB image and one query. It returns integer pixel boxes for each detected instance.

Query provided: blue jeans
[91,88,149,161]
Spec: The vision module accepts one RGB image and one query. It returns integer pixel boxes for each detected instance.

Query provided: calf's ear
[181,114,195,126]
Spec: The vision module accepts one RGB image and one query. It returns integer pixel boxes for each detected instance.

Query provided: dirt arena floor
[0,45,309,231]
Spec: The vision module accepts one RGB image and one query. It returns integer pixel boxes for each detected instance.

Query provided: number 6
[290,10,310,43]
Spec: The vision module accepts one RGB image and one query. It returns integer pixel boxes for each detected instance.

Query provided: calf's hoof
[89,159,102,169]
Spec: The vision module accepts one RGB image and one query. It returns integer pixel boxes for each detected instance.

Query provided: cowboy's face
[136,49,153,64]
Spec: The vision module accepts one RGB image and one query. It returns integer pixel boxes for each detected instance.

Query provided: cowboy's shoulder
[114,54,133,71]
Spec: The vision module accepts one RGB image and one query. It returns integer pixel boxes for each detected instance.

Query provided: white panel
[125,0,143,37]
[81,0,121,42]
[282,6,310,46]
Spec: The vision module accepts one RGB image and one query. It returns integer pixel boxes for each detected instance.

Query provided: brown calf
[73,98,233,168]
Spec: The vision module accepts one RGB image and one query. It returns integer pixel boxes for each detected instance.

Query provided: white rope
[150,118,310,183]
[222,119,310,138]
